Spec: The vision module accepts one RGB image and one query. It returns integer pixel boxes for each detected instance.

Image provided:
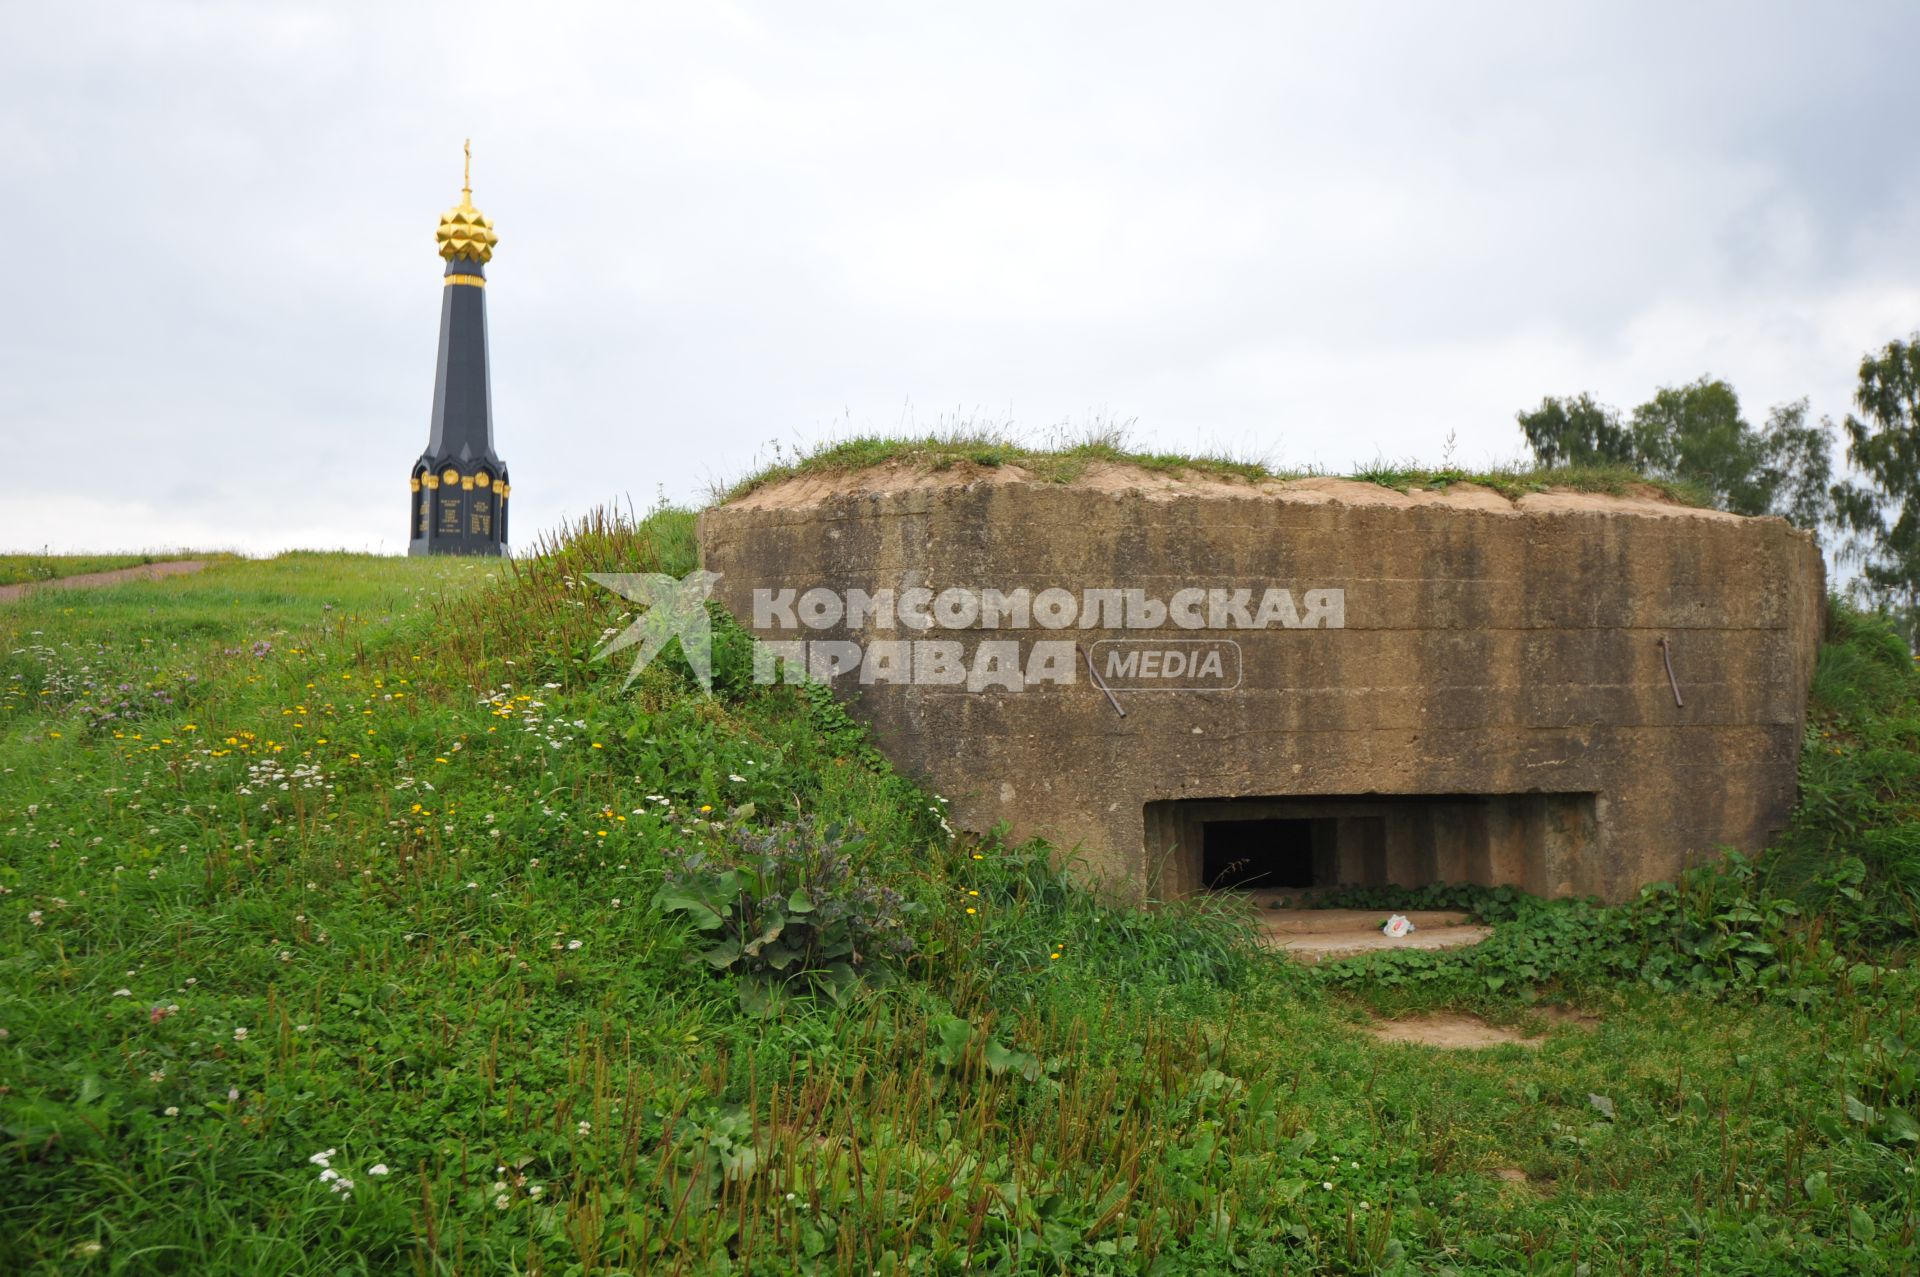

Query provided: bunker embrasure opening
[1199,817,1336,889]
[1146,794,1599,899]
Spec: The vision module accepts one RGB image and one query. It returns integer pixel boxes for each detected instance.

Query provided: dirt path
[0,559,208,603]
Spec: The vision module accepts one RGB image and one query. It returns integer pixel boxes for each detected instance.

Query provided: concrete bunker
[699,462,1826,903]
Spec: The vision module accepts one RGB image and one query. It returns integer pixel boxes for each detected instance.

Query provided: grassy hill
[1,521,1916,1274]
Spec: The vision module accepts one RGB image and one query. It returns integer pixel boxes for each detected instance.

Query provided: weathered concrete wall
[699,464,1825,901]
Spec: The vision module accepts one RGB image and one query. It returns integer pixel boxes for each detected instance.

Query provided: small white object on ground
[1382,914,1415,938]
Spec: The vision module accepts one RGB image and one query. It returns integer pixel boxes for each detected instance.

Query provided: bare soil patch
[1366,1013,1543,1050]
[1366,1006,1600,1050]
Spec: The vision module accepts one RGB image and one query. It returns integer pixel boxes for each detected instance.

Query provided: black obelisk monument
[409,141,510,556]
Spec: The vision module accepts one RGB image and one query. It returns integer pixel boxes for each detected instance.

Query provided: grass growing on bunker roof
[3,507,1916,1273]
[716,423,1281,500]
[719,425,1714,509]
[1344,458,1711,507]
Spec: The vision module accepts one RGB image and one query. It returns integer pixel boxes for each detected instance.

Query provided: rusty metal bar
[1079,644,1126,717]
[1658,636,1684,708]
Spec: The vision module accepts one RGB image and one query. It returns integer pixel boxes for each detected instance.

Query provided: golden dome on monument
[435,139,498,263]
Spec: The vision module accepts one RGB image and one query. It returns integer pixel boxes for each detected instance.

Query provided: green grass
[0,554,200,587]
[1343,459,1710,507]
[1763,601,1920,931]
[718,426,1712,510]
[2,517,1915,1274]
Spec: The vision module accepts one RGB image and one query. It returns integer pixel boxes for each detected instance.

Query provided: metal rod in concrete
[1659,636,1685,707]
[1079,644,1126,717]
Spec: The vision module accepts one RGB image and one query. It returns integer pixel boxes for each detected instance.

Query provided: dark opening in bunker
[1145,794,1598,900]
[1201,818,1329,889]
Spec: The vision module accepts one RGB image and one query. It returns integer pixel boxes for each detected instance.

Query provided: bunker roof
[722,457,1745,522]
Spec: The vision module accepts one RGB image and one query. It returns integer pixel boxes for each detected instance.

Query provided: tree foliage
[1517,377,1833,526]
[1516,392,1634,468]
[1834,334,1920,632]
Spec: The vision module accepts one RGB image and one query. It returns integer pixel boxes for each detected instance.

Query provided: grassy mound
[1,519,1915,1274]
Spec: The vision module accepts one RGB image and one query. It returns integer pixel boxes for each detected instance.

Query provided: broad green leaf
[656,890,723,929]
[700,938,742,969]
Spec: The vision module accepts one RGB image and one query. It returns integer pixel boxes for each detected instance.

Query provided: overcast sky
[4,1,1918,554]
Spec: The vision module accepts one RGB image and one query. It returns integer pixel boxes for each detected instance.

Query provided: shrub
[657,820,918,1011]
